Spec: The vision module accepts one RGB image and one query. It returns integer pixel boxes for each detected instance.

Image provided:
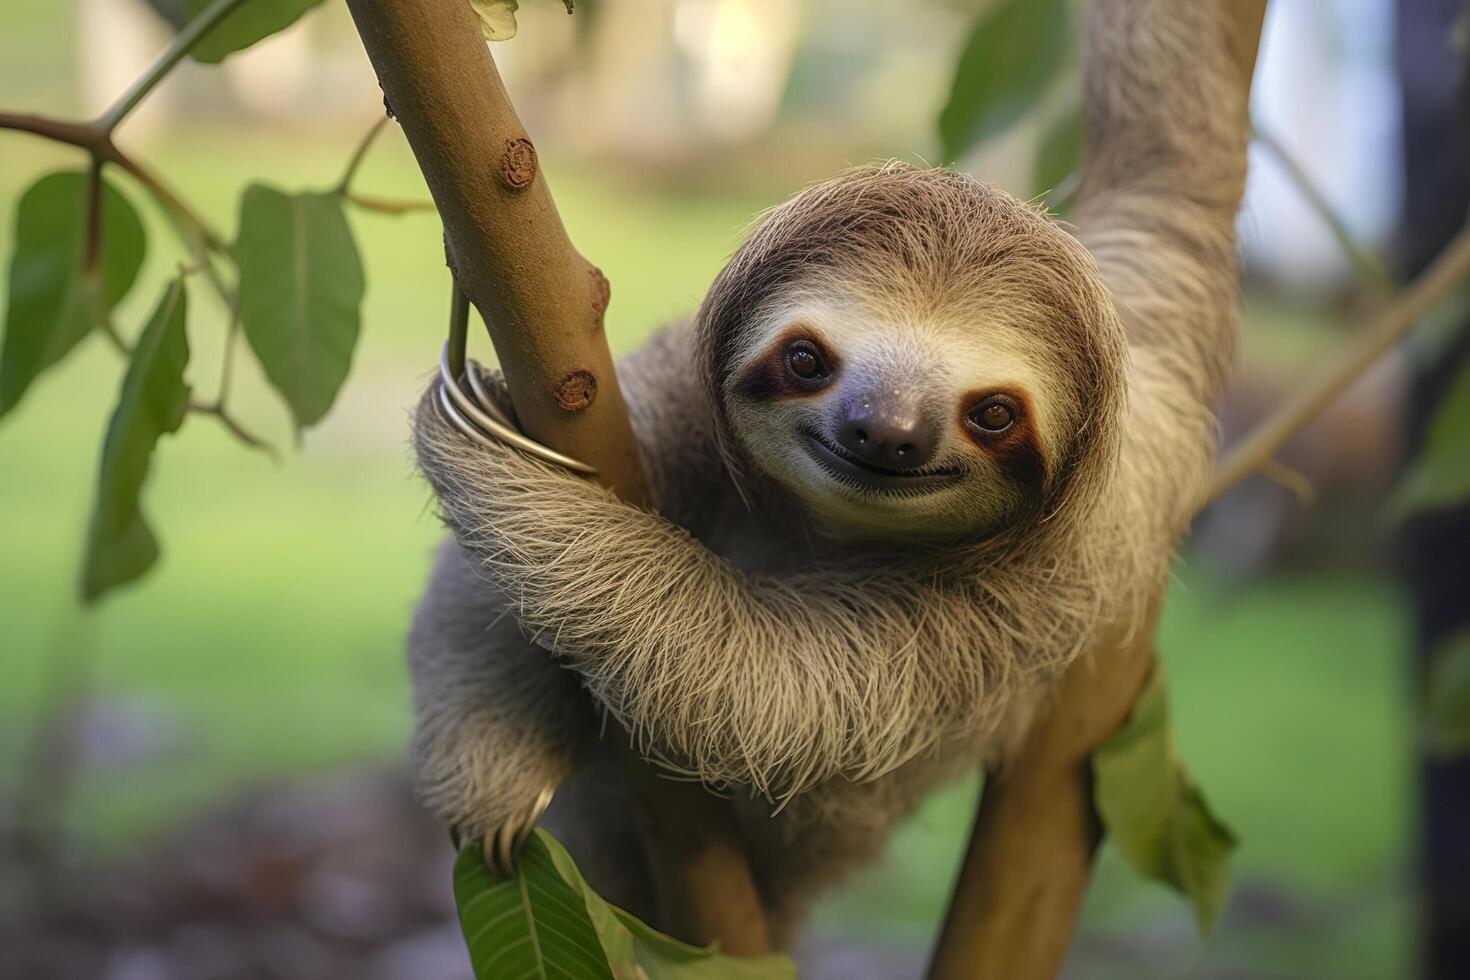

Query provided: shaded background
[0,0,1463,977]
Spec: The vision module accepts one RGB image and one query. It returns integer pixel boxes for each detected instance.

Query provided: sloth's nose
[836,397,937,471]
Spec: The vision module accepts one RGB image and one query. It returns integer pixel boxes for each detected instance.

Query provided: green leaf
[1426,630,1470,755]
[1,171,146,418]
[183,0,329,64]
[235,184,363,428]
[1396,360,1470,514]
[472,0,520,40]
[1093,664,1237,934]
[81,278,190,602]
[1031,99,1082,204]
[454,831,796,980]
[454,834,617,980]
[937,0,1072,161]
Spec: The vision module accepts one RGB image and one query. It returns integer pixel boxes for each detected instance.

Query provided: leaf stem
[107,151,230,256]
[99,318,134,358]
[187,399,279,461]
[345,190,436,215]
[335,116,390,195]
[1253,125,1396,297]
[95,0,253,133]
[216,307,243,406]
[1206,219,1470,506]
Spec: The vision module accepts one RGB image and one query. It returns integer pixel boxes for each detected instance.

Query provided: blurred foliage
[1093,665,1236,934]
[938,0,1079,200]
[187,0,328,64]
[1396,358,1470,514]
[1030,97,1082,206]
[1426,630,1470,755]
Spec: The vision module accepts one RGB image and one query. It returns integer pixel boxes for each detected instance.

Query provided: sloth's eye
[967,397,1017,433]
[784,341,828,381]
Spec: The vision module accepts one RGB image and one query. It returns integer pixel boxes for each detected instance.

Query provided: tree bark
[928,616,1157,980]
[928,4,1271,976]
[343,0,769,954]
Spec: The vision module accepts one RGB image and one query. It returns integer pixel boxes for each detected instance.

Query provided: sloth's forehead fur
[696,161,1128,544]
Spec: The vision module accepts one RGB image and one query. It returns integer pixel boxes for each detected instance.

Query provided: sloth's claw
[480,785,556,878]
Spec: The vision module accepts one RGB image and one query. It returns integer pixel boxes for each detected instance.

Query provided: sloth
[408,0,1247,944]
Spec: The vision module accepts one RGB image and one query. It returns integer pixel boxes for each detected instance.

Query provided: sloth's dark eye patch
[785,340,828,381]
[967,395,1017,433]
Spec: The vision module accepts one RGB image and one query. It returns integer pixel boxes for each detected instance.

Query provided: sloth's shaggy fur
[407,0,1247,941]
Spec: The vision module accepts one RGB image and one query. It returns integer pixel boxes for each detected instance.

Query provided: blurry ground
[0,28,1416,980]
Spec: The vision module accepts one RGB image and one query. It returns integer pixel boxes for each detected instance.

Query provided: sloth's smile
[802,429,962,494]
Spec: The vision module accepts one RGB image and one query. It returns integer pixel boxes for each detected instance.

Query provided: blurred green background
[0,1,1434,978]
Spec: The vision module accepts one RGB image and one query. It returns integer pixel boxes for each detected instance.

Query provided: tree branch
[929,4,1271,976]
[929,615,1159,980]
[187,399,280,461]
[1208,219,1470,505]
[335,115,390,196]
[95,0,252,133]
[345,190,436,215]
[343,0,770,954]
[1253,125,1395,297]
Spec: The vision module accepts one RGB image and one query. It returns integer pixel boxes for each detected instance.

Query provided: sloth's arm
[1071,0,1253,524]
[407,539,596,846]
[414,386,1066,799]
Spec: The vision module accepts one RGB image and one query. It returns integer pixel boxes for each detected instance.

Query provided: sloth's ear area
[732,325,839,401]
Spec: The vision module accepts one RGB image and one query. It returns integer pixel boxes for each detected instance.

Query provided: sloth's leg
[407,538,596,870]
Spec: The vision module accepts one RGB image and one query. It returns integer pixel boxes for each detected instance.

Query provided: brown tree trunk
[342,0,770,954]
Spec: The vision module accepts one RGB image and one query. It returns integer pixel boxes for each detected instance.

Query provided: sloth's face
[726,291,1069,540]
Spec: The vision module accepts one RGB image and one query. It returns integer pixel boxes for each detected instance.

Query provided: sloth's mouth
[802,429,962,494]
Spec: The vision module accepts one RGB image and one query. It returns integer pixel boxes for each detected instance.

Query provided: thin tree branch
[0,111,231,258]
[344,0,770,953]
[1254,125,1396,297]
[98,317,133,358]
[345,190,436,215]
[215,307,243,406]
[335,115,391,195]
[0,110,104,149]
[95,0,252,133]
[187,399,280,461]
[1207,220,1470,505]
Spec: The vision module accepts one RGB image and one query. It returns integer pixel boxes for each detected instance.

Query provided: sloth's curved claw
[435,344,598,475]
[481,785,556,878]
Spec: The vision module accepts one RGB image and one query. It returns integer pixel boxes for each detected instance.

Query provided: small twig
[98,318,133,358]
[335,115,391,195]
[1253,125,1396,297]
[1207,220,1470,506]
[107,151,230,256]
[345,190,437,215]
[95,0,252,133]
[1259,459,1316,504]
[187,399,280,461]
[216,310,243,406]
